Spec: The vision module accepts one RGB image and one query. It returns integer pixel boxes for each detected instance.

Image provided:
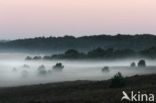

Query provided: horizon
[0,0,156,39]
[1,33,155,41]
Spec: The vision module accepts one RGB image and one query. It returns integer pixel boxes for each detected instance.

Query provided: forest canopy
[1,34,156,53]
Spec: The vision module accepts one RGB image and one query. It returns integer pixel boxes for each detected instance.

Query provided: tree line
[1,34,156,53]
[26,47,156,60]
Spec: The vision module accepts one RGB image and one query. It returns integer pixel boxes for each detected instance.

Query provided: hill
[0,34,156,53]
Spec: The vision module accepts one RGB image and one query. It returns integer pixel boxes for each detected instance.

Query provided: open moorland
[0,74,156,103]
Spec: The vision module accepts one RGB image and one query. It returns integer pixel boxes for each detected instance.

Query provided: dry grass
[0,74,156,103]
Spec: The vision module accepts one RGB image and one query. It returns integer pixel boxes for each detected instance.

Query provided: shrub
[33,56,42,60]
[101,66,109,72]
[53,63,64,71]
[130,62,136,67]
[138,59,146,67]
[109,72,126,88]
[37,65,47,76]
[25,56,32,60]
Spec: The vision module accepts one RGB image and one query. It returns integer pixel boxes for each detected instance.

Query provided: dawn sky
[0,0,156,39]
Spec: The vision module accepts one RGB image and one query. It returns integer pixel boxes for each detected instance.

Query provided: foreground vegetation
[0,74,156,103]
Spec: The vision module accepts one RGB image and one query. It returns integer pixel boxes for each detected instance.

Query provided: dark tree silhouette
[53,63,64,71]
[138,60,146,67]
[109,72,126,88]
[1,34,156,53]
[26,47,156,60]
[130,62,136,67]
[25,56,32,60]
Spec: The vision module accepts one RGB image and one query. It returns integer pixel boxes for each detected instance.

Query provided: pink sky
[0,0,156,39]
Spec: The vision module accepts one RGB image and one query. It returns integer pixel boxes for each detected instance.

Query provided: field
[0,74,156,103]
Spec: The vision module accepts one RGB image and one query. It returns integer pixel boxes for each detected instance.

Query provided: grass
[0,74,156,103]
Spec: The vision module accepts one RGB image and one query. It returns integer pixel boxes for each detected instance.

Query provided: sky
[0,0,156,39]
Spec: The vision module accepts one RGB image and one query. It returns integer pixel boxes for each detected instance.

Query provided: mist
[0,53,156,87]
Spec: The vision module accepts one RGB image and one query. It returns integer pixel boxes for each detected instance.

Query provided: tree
[33,56,42,60]
[109,72,126,88]
[25,56,32,60]
[101,66,109,72]
[53,63,64,71]
[37,65,47,76]
[138,60,146,67]
[87,47,105,58]
[64,49,80,59]
[130,62,136,67]
[65,49,79,55]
